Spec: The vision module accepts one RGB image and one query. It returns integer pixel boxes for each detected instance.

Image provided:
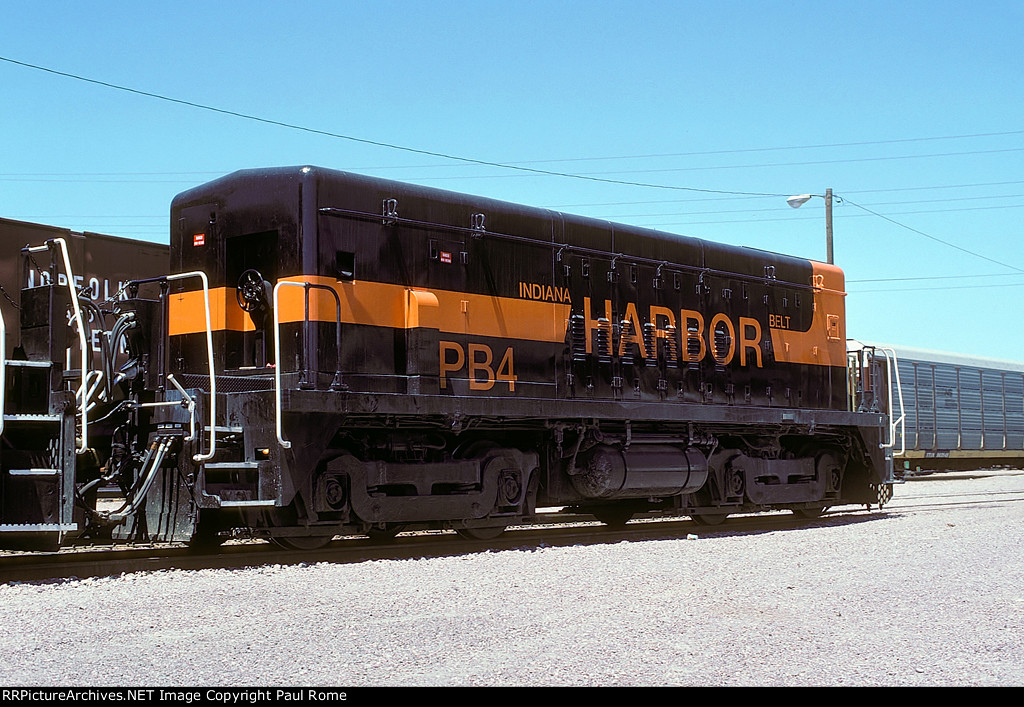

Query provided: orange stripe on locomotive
[167,267,846,369]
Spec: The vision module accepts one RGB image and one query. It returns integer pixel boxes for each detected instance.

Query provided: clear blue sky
[2,1,1022,360]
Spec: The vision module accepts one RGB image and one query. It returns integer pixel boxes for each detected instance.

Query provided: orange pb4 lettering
[439,341,517,391]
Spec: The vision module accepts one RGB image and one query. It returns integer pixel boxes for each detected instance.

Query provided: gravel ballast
[1,471,1022,686]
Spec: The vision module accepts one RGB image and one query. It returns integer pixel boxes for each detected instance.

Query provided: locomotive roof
[173,165,824,278]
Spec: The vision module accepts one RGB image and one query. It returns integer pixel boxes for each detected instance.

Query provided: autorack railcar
[850,342,1024,473]
[0,166,897,550]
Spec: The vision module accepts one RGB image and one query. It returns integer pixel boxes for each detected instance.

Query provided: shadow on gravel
[1,511,896,584]
[611,510,895,544]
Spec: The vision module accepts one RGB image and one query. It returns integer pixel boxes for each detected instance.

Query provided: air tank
[569,444,708,499]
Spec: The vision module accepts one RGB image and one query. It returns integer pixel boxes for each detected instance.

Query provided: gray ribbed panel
[889,352,1024,453]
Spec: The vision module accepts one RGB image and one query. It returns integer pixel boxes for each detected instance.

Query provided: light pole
[786,188,833,264]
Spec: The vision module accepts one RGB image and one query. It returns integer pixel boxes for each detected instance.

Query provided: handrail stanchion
[273,281,296,449]
[165,271,217,462]
[879,347,906,457]
[273,280,344,449]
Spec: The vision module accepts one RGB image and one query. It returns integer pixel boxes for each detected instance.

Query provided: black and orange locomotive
[0,166,895,549]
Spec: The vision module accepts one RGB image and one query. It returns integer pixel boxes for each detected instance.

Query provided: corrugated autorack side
[0,167,896,550]
[855,343,1024,473]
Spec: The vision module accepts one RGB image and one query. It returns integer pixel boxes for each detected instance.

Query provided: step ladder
[0,355,77,549]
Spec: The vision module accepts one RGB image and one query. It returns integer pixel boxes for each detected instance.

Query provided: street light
[786,187,834,264]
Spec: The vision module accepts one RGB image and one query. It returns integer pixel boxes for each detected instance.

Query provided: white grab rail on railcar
[25,238,90,452]
[878,346,906,456]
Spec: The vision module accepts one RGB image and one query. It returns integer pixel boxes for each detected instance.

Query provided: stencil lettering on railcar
[518,281,572,303]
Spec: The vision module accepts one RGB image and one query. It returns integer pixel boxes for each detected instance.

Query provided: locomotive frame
[0,166,897,550]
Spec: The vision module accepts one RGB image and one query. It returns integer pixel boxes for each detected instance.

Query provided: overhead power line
[323,129,1024,169]
[842,198,1024,274]
[543,180,1024,208]
[849,272,1024,283]
[610,197,1024,220]
[417,129,1024,164]
[399,147,1024,181]
[638,203,1024,227]
[6,55,1024,196]
[5,55,1022,277]
[0,55,781,198]
[849,281,1024,293]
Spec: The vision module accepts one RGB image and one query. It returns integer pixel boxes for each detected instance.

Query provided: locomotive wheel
[591,506,634,528]
[366,524,406,541]
[792,505,829,519]
[271,534,336,551]
[451,443,522,541]
[264,505,336,550]
[455,524,508,541]
[690,512,729,526]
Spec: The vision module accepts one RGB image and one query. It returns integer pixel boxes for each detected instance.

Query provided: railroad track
[0,508,877,583]
[884,488,1024,511]
[4,481,1023,583]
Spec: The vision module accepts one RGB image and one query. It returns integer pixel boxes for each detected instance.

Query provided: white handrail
[272,280,305,449]
[879,347,906,456]
[165,271,217,462]
[271,279,346,448]
[26,238,90,452]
